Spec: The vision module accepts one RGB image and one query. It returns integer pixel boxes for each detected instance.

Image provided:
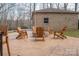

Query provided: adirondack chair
[53,26,67,39]
[0,25,11,56]
[16,27,28,39]
[32,26,36,37]
[32,27,44,41]
[48,27,53,34]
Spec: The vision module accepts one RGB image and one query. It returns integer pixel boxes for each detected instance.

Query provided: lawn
[65,30,79,38]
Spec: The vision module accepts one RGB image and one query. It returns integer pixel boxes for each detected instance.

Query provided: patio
[3,30,79,56]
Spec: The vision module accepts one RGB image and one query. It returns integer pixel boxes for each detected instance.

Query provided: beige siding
[33,13,78,31]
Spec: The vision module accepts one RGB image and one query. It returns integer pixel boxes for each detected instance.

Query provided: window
[44,17,49,23]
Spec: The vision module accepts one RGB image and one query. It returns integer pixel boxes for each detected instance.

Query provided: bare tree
[75,3,78,12]
[33,3,36,12]
[56,3,60,9]
[29,3,32,28]
[50,3,53,8]
[46,3,49,8]
[64,3,68,10]
[43,3,45,9]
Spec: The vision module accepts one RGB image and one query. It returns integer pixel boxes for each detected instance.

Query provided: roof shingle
[33,8,79,14]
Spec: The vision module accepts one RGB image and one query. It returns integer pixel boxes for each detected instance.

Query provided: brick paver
[3,31,79,56]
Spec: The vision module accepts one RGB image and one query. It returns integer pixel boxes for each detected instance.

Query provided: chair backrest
[36,27,44,37]
[61,26,67,32]
[32,26,36,33]
[48,27,53,34]
[0,25,8,36]
[16,27,22,33]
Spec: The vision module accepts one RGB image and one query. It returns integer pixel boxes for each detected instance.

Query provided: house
[32,8,79,31]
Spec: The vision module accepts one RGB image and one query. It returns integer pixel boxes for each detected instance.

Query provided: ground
[3,30,79,56]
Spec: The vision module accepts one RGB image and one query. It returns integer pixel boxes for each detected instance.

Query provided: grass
[8,30,16,33]
[64,30,79,38]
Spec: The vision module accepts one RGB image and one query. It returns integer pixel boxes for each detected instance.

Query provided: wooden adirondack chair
[48,27,53,34]
[33,27,44,41]
[53,26,67,39]
[32,26,36,37]
[0,25,11,56]
[16,27,28,39]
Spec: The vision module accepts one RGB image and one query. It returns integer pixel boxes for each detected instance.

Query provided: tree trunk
[64,3,68,10]
[50,3,53,8]
[55,3,60,9]
[75,3,78,12]
[33,3,36,12]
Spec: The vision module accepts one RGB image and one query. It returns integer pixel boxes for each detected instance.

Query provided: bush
[21,26,28,29]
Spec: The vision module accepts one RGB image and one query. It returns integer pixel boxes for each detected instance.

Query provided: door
[43,17,49,30]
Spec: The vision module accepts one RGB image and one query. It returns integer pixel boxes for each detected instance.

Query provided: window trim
[44,17,49,23]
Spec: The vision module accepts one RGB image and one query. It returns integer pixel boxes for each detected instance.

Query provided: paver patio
[3,30,79,56]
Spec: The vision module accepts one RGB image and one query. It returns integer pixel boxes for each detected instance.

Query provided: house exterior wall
[32,13,78,31]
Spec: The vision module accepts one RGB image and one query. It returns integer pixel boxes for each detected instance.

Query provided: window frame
[44,17,49,23]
